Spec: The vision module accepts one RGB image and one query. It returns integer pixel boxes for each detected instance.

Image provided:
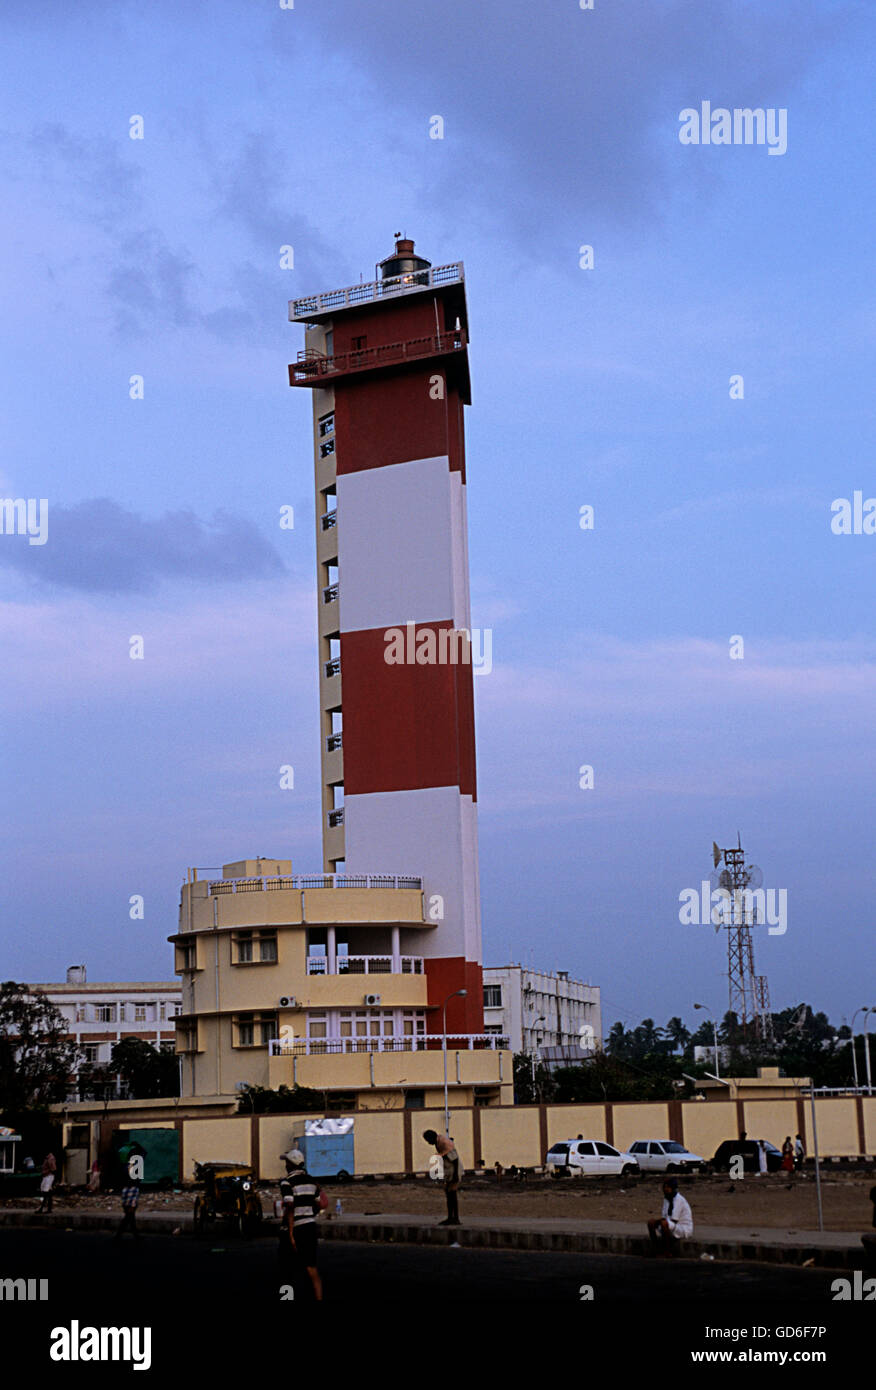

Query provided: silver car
[628,1140,703,1173]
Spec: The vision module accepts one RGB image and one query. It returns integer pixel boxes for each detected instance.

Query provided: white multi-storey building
[30,965,182,1094]
[482,965,601,1067]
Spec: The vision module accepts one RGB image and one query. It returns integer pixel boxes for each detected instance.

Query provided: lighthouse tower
[289,239,483,1036]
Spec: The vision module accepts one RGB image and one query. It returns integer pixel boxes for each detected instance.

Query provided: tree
[664,1016,691,1054]
[109,1039,180,1099]
[512,1052,555,1104]
[0,981,81,1111]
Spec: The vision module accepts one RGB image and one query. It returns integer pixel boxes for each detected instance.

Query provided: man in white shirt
[647,1177,693,1255]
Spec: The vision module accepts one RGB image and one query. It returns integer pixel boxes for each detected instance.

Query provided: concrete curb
[317,1220,863,1270]
[0,1208,864,1270]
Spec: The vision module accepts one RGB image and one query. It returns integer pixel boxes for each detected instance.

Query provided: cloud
[0,498,286,594]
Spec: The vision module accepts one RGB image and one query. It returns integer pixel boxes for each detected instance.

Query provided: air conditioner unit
[278,996,297,1008]
[364,993,382,1007]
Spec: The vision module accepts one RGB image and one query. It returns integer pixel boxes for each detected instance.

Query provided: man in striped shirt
[114,1181,140,1240]
[278,1150,323,1301]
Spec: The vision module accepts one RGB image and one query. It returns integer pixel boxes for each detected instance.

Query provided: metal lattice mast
[712,837,773,1044]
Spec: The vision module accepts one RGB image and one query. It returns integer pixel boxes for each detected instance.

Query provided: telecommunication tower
[710,835,774,1044]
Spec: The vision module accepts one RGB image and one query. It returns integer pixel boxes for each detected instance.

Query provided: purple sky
[1,0,874,1038]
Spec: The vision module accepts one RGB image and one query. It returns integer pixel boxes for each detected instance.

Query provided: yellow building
[171,859,512,1111]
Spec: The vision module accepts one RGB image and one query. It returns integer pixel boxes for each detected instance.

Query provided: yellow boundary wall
[95,1095,876,1179]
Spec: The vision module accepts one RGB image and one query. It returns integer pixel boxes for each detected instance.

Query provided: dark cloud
[285,0,857,248]
[0,498,286,594]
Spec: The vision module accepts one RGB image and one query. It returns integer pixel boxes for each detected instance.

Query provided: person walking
[794,1133,806,1171]
[37,1152,56,1213]
[278,1149,324,1301]
[781,1137,794,1175]
[423,1129,463,1226]
[114,1179,141,1239]
[647,1177,693,1255]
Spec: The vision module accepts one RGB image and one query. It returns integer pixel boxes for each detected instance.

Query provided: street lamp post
[850,1007,866,1092]
[531,1015,546,1097]
[442,989,467,1135]
[865,1008,876,1096]
[694,1003,719,1079]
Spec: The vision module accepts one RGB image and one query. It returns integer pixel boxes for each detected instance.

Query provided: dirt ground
[5,1172,874,1232]
[329,1173,876,1232]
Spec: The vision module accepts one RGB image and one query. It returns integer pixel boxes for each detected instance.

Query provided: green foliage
[109,1038,180,1099]
[0,981,82,1111]
[235,1084,331,1114]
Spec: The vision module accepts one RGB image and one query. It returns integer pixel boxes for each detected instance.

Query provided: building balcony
[269,1032,508,1057]
[289,329,467,387]
[327,808,344,829]
[289,262,464,322]
[320,511,337,532]
[324,657,341,680]
[207,871,422,893]
[306,954,424,976]
[326,731,342,753]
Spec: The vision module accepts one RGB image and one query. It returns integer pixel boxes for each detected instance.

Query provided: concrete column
[391,925,401,972]
[327,924,337,974]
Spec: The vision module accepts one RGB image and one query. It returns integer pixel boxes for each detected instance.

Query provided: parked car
[627,1140,704,1173]
[711,1139,783,1173]
[545,1139,639,1177]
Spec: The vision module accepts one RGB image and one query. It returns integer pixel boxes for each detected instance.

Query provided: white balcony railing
[208,873,423,895]
[305,954,424,976]
[290,262,464,322]
[269,1032,508,1057]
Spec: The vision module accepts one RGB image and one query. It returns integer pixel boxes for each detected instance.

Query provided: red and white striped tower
[289,239,483,1036]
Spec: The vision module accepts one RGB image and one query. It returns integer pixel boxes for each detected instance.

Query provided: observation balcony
[288,329,467,387]
[289,262,464,322]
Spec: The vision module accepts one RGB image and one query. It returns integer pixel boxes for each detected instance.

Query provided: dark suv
[712,1139,783,1173]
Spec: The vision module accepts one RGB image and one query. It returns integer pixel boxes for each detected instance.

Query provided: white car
[627,1140,703,1173]
[545,1138,639,1177]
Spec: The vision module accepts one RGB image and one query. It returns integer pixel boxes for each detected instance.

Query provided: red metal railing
[288,330,466,386]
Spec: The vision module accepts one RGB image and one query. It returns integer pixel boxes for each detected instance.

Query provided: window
[483,985,502,1009]
[649,1143,664,1155]
[595,1143,617,1156]
[83,1044,100,1064]
[319,438,335,458]
[234,930,276,964]
[404,1089,425,1110]
[318,412,335,437]
[259,1014,278,1045]
[351,335,367,351]
[133,1004,147,1022]
[577,1142,595,1155]
[483,1025,504,1035]
[629,1142,645,1154]
[95,1004,117,1023]
[236,1015,255,1047]
[178,940,197,971]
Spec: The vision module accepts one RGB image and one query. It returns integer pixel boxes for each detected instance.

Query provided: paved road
[0,1225,850,1302]
[0,1229,865,1373]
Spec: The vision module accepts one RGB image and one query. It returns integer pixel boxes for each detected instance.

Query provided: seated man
[647,1177,693,1255]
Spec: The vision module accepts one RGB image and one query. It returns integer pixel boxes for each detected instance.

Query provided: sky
[1,0,874,1039]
